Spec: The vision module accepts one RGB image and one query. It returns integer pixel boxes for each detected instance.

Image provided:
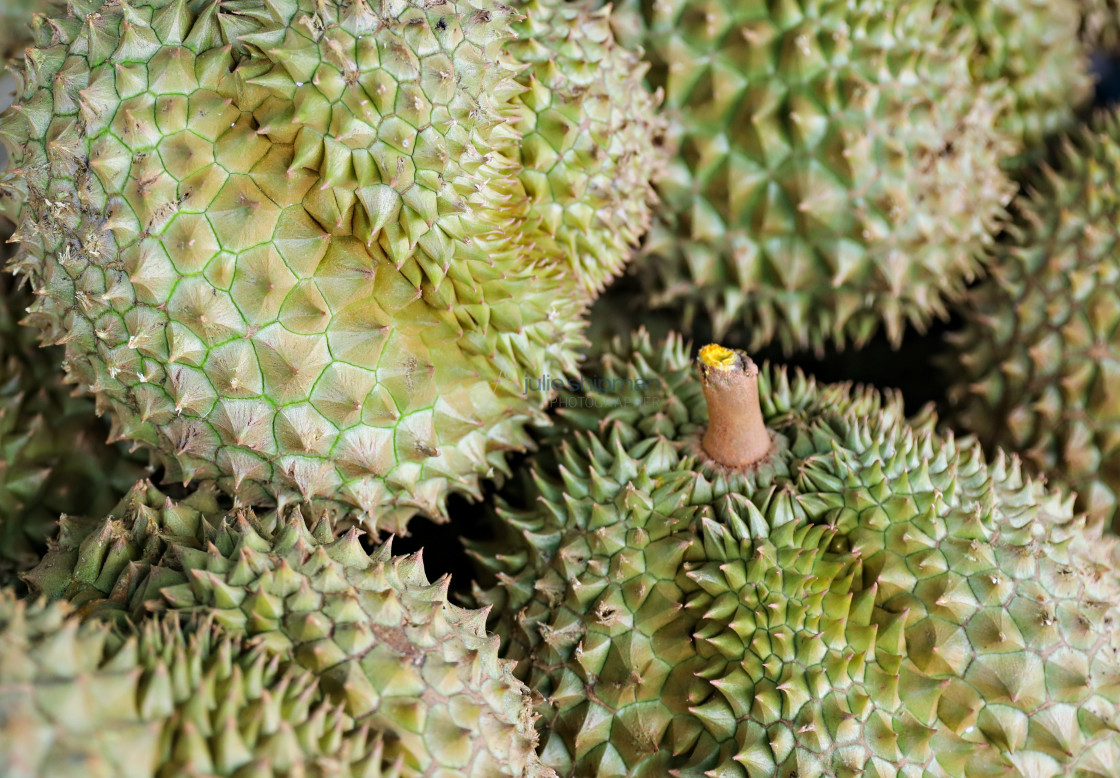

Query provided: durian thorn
[697,344,770,468]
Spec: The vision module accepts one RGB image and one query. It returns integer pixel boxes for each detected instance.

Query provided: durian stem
[698,344,770,468]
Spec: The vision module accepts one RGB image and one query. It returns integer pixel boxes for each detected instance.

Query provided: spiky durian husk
[507,0,665,297]
[0,275,147,583]
[0,0,660,534]
[589,0,646,53]
[634,0,1016,354]
[472,330,1120,776]
[0,588,407,777]
[0,0,55,66]
[24,480,552,777]
[951,0,1092,148]
[945,111,1120,534]
[586,0,1091,145]
[0,1,66,181]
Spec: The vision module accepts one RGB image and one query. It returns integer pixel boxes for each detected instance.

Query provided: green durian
[0,274,147,583]
[944,110,1120,534]
[24,480,552,777]
[506,0,665,297]
[472,331,1120,776]
[633,0,1016,353]
[606,0,1090,147]
[950,0,1092,148]
[0,0,662,532]
[0,1,62,177]
[0,588,407,777]
[0,0,54,67]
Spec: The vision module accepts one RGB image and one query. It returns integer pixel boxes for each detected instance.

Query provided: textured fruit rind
[630,0,1017,354]
[506,0,665,298]
[0,0,58,67]
[24,479,554,777]
[946,110,1120,534]
[0,274,147,583]
[951,0,1092,148]
[0,0,661,532]
[473,330,1120,777]
[0,588,414,777]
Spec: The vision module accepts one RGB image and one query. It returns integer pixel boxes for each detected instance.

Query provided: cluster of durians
[1,0,1120,776]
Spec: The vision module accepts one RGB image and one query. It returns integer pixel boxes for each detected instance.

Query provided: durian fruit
[0,1,58,175]
[636,0,1016,353]
[0,275,147,583]
[0,587,404,777]
[0,0,662,532]
[944,111,1120,534]
[472,331,1120,776]
[24,480,552,777]
[0,0,53,68]
[506,0,664,296]
[950,0,1092,148]
[589,0,646,53]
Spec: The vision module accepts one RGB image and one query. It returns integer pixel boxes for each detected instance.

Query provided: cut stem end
[698,344,770,468]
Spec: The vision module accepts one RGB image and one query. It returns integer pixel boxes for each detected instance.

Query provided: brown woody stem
[698,344,770,468]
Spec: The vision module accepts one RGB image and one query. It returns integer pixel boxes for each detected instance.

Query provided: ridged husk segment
[0,2,65,177]
[0,588,407,778]
[0,273,147,583]
[0,0,59,67]
[950,0,1092,149]
[634,0,1017,354]
[945,111,1120,534]
[472,330,1120,777]
[24,480,553,777]
[0,0,661,533]
[505,0,665,297]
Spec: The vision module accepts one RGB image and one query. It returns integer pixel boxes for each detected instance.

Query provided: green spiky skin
[951,0,1092,150]
[0,0,661,533]
[0,1,63,179]
[24,480,553,777]
[634,0,1016,354]
[507,0,664,297]
[945,112,1120,535]
[0,588,409,778]
[472,330,1120,777]
[0,275,147,583]
[590,0,647,53]
[0,0,55,66]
